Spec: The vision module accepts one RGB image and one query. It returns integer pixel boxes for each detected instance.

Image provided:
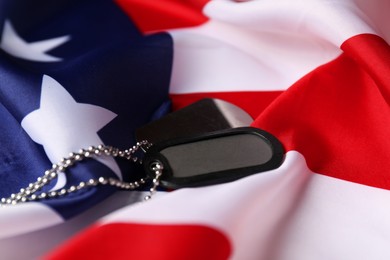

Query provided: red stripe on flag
[170,91,283,120]
[253,34,390,190]
[341,34,390,105]
[45,223,231,260]
[115,0,209,33]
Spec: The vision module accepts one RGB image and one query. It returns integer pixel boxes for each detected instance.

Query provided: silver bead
[88,179,97,186]
[98,177,107,185]
[64,159,73,167]
[111,149,118,157]
[74,154,83,161]
[78,182,86,189]
[109,178,117,186]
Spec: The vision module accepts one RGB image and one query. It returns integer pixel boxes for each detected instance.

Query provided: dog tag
[136,98,253,144]
[143,127,284,189]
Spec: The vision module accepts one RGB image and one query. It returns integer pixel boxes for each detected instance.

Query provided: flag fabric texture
[1,0,390,259]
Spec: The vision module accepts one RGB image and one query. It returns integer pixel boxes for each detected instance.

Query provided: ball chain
[0,141,162,206]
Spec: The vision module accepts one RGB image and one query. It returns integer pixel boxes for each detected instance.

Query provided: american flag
[1,0,390,259]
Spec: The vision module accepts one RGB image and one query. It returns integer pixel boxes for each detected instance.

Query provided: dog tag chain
[0,141,162,206]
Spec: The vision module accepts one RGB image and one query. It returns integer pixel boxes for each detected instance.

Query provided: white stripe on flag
[169,0,385,95]
[169,20,341,93]
[0,202,62,239]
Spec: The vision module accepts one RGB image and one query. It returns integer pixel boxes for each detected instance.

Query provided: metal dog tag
[143,127,284,189]
[136,98,253,144]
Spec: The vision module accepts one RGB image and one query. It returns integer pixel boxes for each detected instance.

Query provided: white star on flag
[0,20,70,62]
[21,75,121,190]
